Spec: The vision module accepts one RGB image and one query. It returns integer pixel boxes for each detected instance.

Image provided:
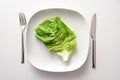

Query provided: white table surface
[0,0,120,80]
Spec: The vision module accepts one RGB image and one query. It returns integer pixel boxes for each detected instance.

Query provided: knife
[90,14,96,68]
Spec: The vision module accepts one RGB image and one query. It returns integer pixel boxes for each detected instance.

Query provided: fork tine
[19,13,26,25]
[21,13,26,24]
[19,13,22,24]
[19,13,24,25]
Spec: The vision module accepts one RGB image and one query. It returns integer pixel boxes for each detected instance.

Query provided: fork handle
[21,31,24,64]
[92,38,96,68]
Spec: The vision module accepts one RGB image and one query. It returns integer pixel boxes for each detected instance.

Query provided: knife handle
[92,38,96,68]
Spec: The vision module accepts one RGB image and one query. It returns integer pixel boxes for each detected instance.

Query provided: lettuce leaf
[35,16,77,61]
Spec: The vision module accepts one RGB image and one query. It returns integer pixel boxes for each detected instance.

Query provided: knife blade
[91,14,96,39]
[90,13,96,68]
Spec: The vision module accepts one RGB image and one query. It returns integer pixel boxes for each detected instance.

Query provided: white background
[0,0,120,80]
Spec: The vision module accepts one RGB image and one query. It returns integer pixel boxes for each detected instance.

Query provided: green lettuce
[35,16,77,61]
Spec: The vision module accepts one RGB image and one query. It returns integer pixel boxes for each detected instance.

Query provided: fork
[19,13,27,64]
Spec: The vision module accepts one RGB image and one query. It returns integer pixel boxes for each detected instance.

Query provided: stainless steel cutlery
[19,13,27,64]
[90,14,97,68]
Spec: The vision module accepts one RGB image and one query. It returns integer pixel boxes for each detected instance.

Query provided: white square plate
[26,8,89,72]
